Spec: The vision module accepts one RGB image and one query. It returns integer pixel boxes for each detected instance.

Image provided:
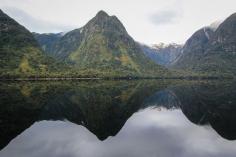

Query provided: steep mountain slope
[34,11,169,77]
[34,29,83,60]
[140,43,182,66]
[32,32,63,56]
[173,13,236,77]
[0,9,65,77]
[173,27,215,69]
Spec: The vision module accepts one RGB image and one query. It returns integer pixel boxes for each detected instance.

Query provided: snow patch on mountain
[209,20,223,31]
[152,43,181,50]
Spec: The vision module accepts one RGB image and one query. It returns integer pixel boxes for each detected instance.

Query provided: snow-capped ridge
[152,43,182,50]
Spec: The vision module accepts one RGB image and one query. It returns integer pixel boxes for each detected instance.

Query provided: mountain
[173,13,236,77]
[34,11,169,77]
[33,30,82,60]
[140,43,182,66]
[172,27,215,69]
[32,32,63,55]
[0,9,65,78]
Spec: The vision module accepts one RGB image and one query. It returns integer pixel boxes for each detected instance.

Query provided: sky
[0,0,236,45]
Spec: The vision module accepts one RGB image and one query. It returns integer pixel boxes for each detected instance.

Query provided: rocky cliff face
[172,13,236,77]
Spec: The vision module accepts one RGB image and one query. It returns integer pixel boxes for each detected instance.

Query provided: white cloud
[1,109,236,157]
[1,7,75,33]
[150,10,182,25]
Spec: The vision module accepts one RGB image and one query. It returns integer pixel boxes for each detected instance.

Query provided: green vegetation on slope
[33,11,171,78]
[0,9,72,78]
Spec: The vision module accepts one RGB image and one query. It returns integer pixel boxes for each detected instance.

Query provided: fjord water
[0,80,236,157]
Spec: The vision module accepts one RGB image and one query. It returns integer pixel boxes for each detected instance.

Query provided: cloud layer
[0,0,236,44]
[150,10,182,25]
[2,7,75,33]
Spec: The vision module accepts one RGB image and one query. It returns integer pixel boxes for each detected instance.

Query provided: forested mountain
[0,9,67,78]
[34,11,169,77]
[173,13,236,77]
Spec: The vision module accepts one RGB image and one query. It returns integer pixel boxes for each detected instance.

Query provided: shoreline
[0,76,234,81]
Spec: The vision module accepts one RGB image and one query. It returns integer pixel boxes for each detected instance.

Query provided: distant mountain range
[140,43,183,66]
[0,8,236,78]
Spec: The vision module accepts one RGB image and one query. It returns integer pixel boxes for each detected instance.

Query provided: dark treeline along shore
[0,9,236,79]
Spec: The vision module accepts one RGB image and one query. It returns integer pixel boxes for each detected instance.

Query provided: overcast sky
[0,0,236,45]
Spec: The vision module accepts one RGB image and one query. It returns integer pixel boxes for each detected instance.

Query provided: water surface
[0,80,236,157]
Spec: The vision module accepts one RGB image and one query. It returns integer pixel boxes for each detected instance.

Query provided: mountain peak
[83,10,127,35]
[96,10,109,18]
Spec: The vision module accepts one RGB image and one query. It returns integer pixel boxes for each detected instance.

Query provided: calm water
[0,80,236,157]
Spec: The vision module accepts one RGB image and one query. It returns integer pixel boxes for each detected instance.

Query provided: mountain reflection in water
[0,80,236,157]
